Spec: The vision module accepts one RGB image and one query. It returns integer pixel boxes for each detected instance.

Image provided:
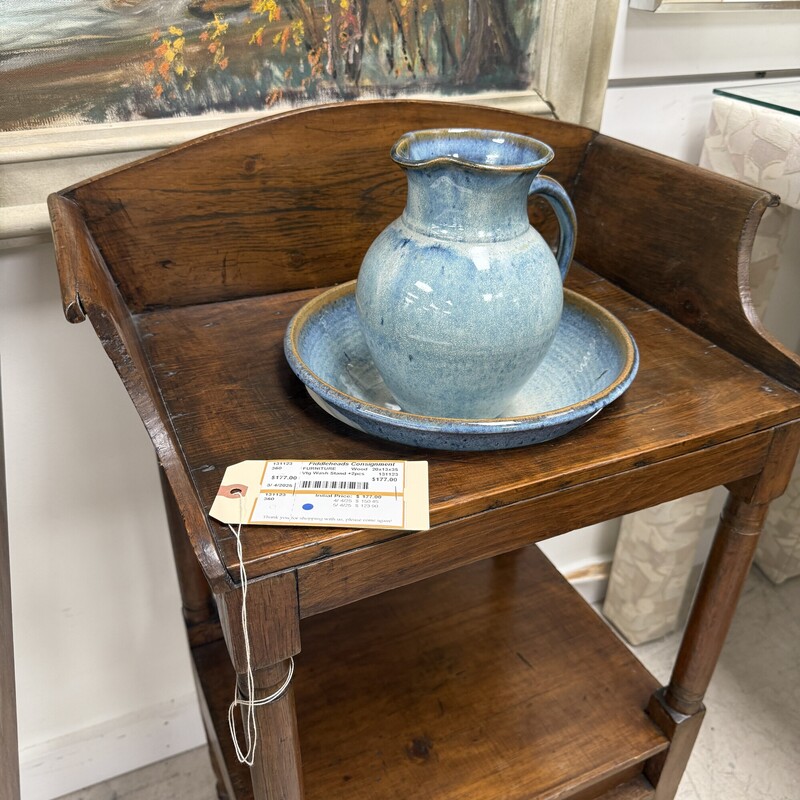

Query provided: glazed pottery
[355,127,577,419]
[284,282,639,451]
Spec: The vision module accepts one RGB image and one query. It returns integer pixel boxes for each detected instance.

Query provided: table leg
[161,465,232,792]
[664,495,766,716]
[217,572,303,799]
[645,493,763,799]
[239,662,305,800]
[646,423,800,798]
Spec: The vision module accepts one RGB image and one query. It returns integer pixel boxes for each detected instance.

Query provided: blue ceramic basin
[284,281,638,451]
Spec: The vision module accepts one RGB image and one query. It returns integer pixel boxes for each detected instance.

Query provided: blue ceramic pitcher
[356,128,576,419]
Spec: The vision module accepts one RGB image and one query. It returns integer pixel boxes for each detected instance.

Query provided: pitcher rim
[391,127,554,173]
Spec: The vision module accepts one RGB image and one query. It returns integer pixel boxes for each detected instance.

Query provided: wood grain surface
[573,135,800,391]
[134,264,800,584]
[68,101,591,312]
[295,431,774,618]
[195,546,667,800]
[217,571,300,671]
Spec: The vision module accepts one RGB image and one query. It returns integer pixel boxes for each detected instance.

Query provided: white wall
[603,4,800,161]
[1,241,206,799]
[609,6,800,80]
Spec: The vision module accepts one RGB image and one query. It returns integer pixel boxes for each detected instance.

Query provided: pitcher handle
[528,175,577,283]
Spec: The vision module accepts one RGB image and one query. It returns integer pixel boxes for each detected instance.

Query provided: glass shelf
[714,81,800,117]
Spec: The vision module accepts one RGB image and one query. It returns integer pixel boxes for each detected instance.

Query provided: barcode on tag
[299,480,370,490]
[250,461,408,528]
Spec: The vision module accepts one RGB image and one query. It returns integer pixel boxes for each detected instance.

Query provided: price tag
[210,460,429,530]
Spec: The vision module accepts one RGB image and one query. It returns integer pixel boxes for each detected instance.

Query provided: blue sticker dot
[302,503,314,511]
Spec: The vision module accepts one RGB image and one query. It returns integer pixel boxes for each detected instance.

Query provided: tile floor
[57,565,800,800]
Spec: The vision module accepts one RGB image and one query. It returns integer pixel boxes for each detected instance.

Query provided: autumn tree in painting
[0,0,536,129]
[146,0,534,109]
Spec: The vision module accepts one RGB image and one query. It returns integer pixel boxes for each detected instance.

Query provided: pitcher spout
[393,128,553,243]
[391,128,554,173]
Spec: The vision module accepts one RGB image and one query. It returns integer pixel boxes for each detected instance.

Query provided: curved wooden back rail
[63,102,591,311]
[49,100,800,800]
[573,136,800,391]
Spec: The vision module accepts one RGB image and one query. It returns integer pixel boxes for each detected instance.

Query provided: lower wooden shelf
[194,546,669,800]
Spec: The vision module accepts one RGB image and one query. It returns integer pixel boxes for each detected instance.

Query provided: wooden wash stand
[49,100,800,800]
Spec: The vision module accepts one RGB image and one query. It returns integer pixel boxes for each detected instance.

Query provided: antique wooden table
[49,100,800,800]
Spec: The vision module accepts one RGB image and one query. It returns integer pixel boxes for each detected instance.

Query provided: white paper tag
[210,460,429,530]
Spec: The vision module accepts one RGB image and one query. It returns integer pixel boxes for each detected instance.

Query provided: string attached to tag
[226,492,295,766]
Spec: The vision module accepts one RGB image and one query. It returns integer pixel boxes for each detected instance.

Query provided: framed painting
[0,0,620,238]
[2,0,547,132]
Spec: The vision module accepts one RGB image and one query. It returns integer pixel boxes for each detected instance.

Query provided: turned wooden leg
[645,494,763,798]
[664,495,766,716]
[238,662,305,800]
[646,424,800,799]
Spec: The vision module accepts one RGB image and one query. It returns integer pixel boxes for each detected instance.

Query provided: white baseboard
[19,693,206,800]
[563,560,612,604]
